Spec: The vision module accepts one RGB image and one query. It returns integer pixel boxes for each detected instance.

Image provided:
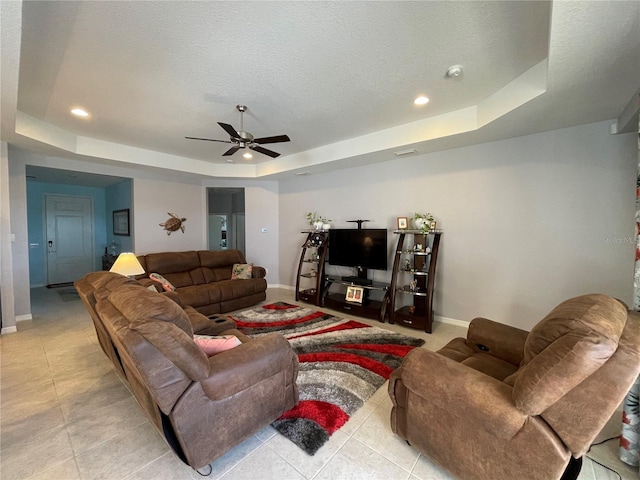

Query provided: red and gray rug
[229,302,424,455]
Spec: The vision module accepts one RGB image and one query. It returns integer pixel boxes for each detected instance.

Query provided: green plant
[413,212,435,233]
[306,211,331,225]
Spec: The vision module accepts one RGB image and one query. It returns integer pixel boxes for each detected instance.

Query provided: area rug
[229,302,424,455]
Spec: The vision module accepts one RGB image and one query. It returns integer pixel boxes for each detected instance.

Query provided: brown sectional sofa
[136,249,267,316]
[75,271,299,471]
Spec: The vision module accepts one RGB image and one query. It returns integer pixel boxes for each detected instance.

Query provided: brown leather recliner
[389,294,640,480]
[76,272,299,471]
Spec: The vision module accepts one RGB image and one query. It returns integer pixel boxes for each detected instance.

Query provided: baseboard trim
[16,314,33,322]
[1,326,18,334]
[434,315,470,328]
[267,284,295,291]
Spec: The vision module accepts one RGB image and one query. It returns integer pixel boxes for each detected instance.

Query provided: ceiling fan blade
[222,146,241,156]
[253,134,291,145]
[251,145,280,158]
[218,122,240,138]
[185,136,232,143]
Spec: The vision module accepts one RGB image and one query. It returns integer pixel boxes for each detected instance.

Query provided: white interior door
[46,195,94,285]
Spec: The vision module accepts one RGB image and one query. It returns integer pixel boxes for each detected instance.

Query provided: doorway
[207,188,245,253]
[45,194,94,286]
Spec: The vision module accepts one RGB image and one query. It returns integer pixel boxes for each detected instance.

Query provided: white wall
[133,178,206,253]
[203,180,280,285]
[6,150,29,321]
[7,148,280,318]
[1,142,17,332]
[279,121,637,330]
[6,121,635,328]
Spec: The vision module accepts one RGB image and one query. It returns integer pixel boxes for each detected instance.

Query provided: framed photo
[345,285,364,304]
[113,209,130,236]
[397,217,408,229]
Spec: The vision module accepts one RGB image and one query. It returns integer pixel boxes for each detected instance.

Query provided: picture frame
[397,217,408,229]
[113,209,130,236]
[345,285,364,304]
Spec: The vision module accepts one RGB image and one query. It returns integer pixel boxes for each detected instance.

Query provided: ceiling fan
[185,104,290,158]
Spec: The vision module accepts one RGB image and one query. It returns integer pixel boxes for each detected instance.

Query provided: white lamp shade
[109,252,145,277]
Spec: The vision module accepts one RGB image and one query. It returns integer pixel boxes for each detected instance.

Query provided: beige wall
[133,178,206,254]
[4,120,636,329]
[278,121,637,330]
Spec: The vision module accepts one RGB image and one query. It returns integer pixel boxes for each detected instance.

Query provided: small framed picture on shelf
[345,285,364,304]
[397,217,408,229]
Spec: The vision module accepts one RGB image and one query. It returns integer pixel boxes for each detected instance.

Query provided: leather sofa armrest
[200,333,296,400]
[251,266,267,278]
[466,317,529,366]
[391,348,527,439]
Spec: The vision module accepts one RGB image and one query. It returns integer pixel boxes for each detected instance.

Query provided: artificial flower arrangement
[306,211,332,230]
[413,212,435,233]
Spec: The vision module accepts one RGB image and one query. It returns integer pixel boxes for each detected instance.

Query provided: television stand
[340,276,373,286]
[322,275,389,322]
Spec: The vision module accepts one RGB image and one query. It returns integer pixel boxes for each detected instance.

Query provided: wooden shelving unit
[389,229,442,333]
[295,230,329,306]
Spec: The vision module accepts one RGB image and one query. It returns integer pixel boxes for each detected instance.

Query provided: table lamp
[109,252,145,278]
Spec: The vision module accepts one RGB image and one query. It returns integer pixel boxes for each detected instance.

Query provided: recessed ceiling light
[226,159,234,163]
[243,152,253,159]
[295,172,310,176]
[70,108,89,117]
[414,96,429,106]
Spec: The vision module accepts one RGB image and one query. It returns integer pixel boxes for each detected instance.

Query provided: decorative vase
[323,223,331,230]
[313,221,324,231]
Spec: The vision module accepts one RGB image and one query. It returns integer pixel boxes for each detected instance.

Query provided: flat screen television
[328,228,388,271]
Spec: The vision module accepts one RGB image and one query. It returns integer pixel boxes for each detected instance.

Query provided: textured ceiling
[2,1,639,180]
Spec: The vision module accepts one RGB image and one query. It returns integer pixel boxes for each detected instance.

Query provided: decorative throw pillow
[149,272,176,292]
[231,263,253,279]
[193,334,241,356]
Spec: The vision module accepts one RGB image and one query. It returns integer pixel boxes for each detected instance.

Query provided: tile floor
[1,286,636,480]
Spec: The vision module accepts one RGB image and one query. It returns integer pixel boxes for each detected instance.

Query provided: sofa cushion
[108,284,194,336]
[144,251,200,274]
[133,321,209,381]
[231,263,253,279]
[512,294,626,415]
[198,249,246,268]
[217,278,266,301]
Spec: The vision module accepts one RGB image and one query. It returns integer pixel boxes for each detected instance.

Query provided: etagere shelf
[295,230,329,306]
[388,229,442,333]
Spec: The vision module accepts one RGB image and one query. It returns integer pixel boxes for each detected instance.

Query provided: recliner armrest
[466,317,528,366]
[252,266,267,278]
[391,348,528,439]
[200,333,296,400]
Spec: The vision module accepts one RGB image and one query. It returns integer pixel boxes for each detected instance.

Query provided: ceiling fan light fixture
[186,104,290,158]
